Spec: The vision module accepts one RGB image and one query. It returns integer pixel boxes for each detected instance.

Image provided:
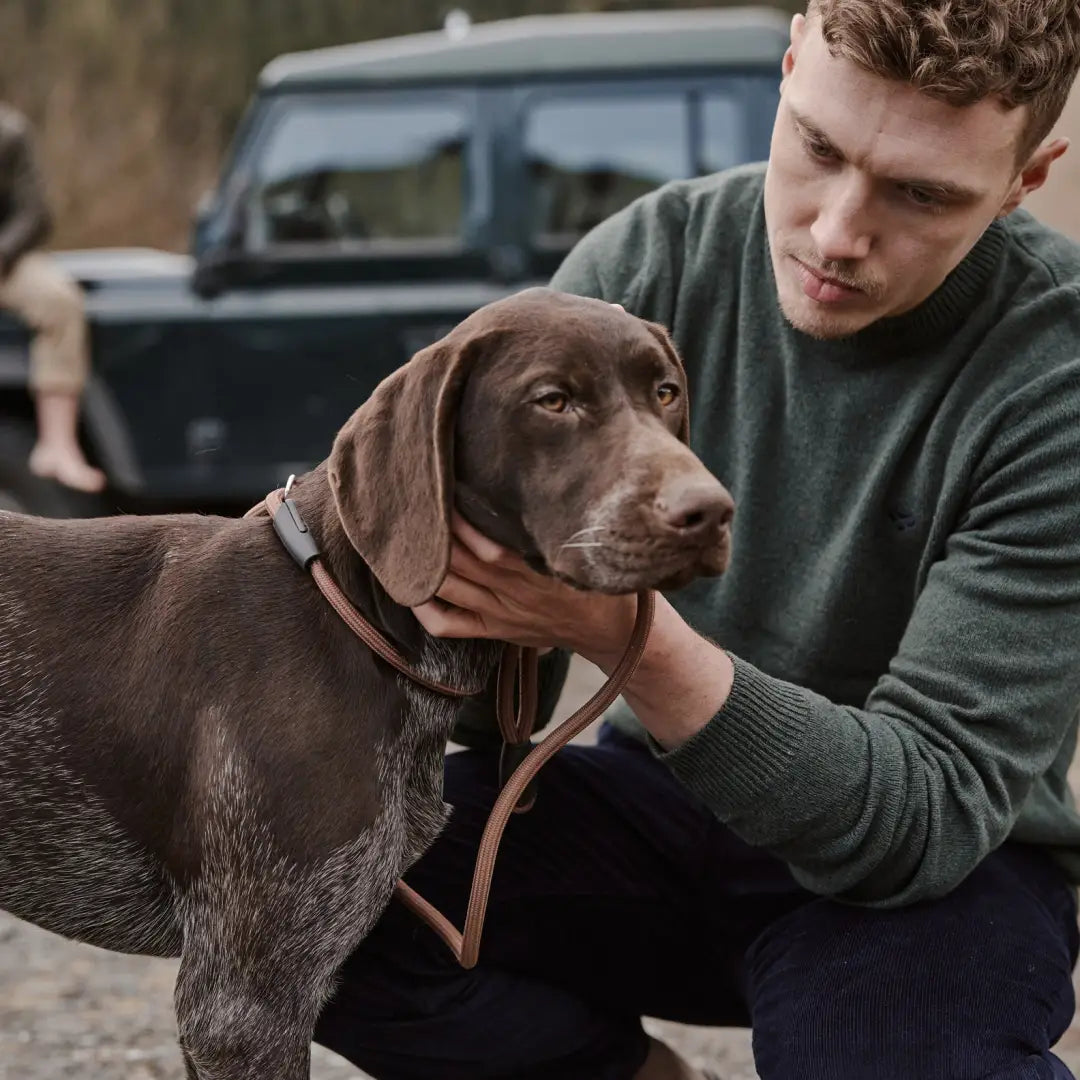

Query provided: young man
[0,103,105,493]
[315,2,1080,1077]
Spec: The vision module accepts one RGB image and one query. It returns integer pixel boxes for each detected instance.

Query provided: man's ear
[998,137,1070,218]
[781,12,808,85]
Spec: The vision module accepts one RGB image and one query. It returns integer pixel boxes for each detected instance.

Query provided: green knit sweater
[546,163,1080,907]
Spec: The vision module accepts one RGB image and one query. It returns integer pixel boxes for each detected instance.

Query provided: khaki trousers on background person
[0,251,105,492]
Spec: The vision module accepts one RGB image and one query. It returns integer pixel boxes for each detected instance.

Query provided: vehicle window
[248,98,470,252]
[524,94,690,250]
[699,93,749,176]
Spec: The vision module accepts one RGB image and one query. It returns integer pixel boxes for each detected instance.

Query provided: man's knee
[746,861,1077,1080]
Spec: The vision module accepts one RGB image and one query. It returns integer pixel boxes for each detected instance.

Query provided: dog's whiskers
[563,525,605,540]
[555,525,609,562]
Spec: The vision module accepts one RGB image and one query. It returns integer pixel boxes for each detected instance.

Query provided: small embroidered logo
[888,507,919,532]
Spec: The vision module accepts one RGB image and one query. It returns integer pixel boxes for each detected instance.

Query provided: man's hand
[414,514,735,747]
[411,513,638,664]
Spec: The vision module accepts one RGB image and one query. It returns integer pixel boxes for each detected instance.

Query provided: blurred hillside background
[2,0,1077,253]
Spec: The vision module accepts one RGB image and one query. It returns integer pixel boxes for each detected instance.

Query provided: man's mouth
[791,256,865,304]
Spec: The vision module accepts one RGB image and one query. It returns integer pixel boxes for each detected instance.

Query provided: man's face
[764,15,1045,339]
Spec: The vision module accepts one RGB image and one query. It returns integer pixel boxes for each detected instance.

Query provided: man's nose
[810,177,873,262]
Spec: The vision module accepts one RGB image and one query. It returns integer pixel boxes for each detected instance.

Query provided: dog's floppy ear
[642,320,691,444]
[328,329,493,607]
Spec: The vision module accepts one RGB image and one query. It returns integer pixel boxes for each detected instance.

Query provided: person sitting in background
[0,102,104,493]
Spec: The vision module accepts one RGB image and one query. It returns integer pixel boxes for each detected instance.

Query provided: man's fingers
[451,512,515,566]
[433,571,499,618]
[411,596,485,639]
[448,538,491,580]
[447,537,528,593]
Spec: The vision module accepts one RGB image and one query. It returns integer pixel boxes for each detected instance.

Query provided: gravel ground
[0,905,763,1078]
[1,657,1078,1079]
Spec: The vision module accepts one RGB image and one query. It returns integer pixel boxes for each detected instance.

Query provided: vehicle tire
[0,419,105,518]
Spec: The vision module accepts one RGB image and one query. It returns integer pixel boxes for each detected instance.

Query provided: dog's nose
[655,480,735,534]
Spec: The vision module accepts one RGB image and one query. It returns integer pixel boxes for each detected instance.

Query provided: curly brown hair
[807,0,1080,163]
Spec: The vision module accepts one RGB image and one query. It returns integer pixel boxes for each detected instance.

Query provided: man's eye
[805,138,836,160]
[903,186,943,209]
[537,392,570,413]
[657,384,679,407]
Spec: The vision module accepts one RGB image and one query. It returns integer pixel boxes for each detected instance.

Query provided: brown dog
[0,288,733,1079]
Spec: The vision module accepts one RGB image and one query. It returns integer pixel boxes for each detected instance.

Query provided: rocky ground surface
[0,908,763,1078]
[2,657,1079,1079]
[0,905,763,1079]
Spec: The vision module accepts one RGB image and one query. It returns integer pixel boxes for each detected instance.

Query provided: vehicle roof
[260,7,789,91]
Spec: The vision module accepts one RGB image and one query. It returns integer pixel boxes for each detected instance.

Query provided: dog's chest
[390,637,502,866]
[403,636,502,741]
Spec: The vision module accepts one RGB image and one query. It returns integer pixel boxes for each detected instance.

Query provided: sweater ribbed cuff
[658,653,812,817]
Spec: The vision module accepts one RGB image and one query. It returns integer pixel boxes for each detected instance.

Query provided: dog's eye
[657,384,680,407]
[537,392,570,413]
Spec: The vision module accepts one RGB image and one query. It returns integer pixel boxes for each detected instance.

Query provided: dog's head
[328,287,733,606]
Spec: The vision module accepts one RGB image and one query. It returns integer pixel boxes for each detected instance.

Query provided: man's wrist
[573,592,642,671]
[584,593,736,750]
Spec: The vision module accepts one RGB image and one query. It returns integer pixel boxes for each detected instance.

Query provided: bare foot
[28,445,107,493]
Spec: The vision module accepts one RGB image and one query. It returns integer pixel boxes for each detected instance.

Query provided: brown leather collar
[248,484,654,968]
[251,485,488,698]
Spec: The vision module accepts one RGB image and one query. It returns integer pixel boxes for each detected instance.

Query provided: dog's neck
[282,468,494,669]
[282,465,435,661]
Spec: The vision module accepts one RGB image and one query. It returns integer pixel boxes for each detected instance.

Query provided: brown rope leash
[248,485,654,968]
[495,644,541,813]
[396,588,655,968]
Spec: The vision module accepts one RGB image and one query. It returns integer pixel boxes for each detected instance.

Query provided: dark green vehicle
[0,6,787,516]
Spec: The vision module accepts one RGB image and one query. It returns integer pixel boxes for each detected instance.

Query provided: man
[315,2,1080,1077]
[0,103,104,493]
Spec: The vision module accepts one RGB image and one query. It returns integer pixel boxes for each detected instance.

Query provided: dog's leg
[173,863,403,1080]
[175,949,315,1080]
[181,1046,201,1080]
[172,813,406,1079]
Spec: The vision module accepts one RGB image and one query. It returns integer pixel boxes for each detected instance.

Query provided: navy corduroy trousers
[315,726,1080,1080]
